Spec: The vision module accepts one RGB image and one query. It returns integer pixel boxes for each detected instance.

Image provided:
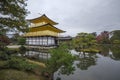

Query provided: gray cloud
[26,0,120,36]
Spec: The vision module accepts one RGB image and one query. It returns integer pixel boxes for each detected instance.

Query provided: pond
[55,51,120,80]
[26,45,120,80]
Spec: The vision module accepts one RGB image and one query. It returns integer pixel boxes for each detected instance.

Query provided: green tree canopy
[18,37,26,45]
[110,30,120,44]
[73,32,97,49]
[46,43,75,80]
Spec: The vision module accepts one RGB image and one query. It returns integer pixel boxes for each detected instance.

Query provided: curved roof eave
[27,14,58,25]
[29,23,66,33]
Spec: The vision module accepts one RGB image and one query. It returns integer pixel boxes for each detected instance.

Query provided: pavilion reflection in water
[25,51,50,60]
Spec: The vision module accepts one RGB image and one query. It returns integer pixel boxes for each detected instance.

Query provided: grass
[0,60,7,68]
[0,69,45,80]
[0,47,48,80]
[0,59,47,80]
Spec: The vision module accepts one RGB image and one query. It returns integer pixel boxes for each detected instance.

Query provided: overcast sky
[26,0,120,36]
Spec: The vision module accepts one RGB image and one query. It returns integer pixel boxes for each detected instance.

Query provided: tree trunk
[49,73,54,80]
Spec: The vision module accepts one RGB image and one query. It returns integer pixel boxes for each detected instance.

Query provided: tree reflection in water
[110,45,120,60]
[98,45,110,56]
[76,44,120,70]
[98,45,120,60]
[76,52,97,70]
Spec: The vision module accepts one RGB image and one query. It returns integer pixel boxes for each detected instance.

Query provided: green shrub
[19,45,27,56]
[6,49,18,55]
[7,57,38,71]
[0,51,9,60]
[113,40,120,44]
[0,61,8,69]
[18,37,26,45]
[81,48,100,53]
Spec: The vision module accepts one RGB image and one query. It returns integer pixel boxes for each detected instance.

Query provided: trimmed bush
[81,48,100,53]
[0,61,8,69]
[19,45,27,56]
[7,57,38,71]
[0,51,9,60]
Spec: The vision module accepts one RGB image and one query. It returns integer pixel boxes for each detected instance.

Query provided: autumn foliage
[0,34,10,45]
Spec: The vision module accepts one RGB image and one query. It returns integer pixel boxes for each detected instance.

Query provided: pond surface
[26,45,120,80]
[54,50,120,80]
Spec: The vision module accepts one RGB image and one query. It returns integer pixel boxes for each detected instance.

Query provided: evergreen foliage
[46,43,75,79]
[0,0,29,32]
[19,45,27,56]
[72,32,97,49]
[110,30,120,44]
[7,56,38,71]
[18,37,26,45]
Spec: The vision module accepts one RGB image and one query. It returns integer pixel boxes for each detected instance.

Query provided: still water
[26,45,120,80]
[54,50,120,80]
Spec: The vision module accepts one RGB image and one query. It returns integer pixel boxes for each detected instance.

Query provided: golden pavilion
[23,14,65,46]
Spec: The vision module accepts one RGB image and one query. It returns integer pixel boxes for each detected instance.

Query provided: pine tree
[0,0,29,32]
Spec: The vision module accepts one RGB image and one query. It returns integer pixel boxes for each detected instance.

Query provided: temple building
[23,14,65,46]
